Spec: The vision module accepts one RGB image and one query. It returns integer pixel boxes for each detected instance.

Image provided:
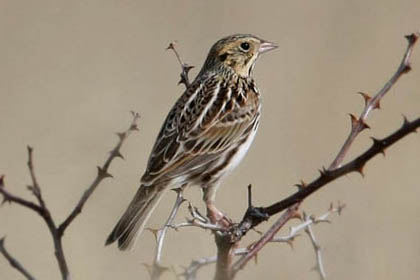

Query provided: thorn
[286,238,295,250]
[0,236,4,246]
[402,115,410,126]
[111,150,124,160]
[402,63,412,74]
[129,124,139,131]
[357,91,371,106]
[0,175,4,187]
[97,166,113,179]
[318,167,329,178]
[349,113,358,130]
[291,211,303,221]
[253,253,258,265]
[361,120,370,130]
[294,180,307,190]
[183,64,194,73]
[141,263,153,276]
[355,164,365,177]
[370,137,385,156]
[146,228,160,241]
[337,202,346,215]
[373,100,381,110]
[116,132,126,141]
[27,145,33,153]
[401,115,414,133]
[130,110,140,119]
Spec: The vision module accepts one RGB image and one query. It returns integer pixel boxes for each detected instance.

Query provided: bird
[105,34,277,250]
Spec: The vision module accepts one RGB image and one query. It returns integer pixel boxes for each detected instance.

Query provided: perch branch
[234,116,420,245]
[0,237,36,280]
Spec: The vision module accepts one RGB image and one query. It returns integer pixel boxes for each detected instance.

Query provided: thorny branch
[229,32,420,263]
[0,237,35,280]
[329,32,419,169]
[58,111,141,235]
[0,112,140,280]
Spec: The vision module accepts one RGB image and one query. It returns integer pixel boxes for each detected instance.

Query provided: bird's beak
[259,40,278,54]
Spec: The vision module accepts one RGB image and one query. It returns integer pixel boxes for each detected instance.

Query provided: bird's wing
[141,75,259,185]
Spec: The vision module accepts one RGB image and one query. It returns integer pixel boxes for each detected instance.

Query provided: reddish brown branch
[231,204,300,276]
[329,32,419,169]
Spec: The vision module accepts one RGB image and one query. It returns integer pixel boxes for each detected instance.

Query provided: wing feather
[141,75,259,185]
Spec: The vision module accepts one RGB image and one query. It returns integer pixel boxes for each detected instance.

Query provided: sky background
[1,0,420,279]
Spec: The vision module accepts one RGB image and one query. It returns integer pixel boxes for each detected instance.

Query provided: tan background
[1,0,420,279]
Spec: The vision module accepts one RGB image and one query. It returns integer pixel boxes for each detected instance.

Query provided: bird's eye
[240,42,250,51]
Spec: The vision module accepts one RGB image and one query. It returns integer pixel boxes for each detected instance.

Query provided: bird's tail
[105,184,165,250]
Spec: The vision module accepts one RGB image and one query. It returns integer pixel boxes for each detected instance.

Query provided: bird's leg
[202,185,232,228]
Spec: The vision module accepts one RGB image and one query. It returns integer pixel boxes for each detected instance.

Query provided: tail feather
[105,184,165,250]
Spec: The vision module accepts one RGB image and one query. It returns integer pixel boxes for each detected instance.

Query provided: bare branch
[0,175,43,214]
[0,112,140,280]
[150,186,186,280]
[26,146,46,209]
[167,42,194,88]
[329,32,419,169]
[58,112,141,235]
[304,217,326,280]
[0,237,36,280]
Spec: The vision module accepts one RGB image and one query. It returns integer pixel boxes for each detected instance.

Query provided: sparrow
[106,34,277,250]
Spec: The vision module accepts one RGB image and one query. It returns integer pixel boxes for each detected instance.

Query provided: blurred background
[1,0,420,279]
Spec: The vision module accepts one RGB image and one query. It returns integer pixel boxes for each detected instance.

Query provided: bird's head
[201,34,278,78]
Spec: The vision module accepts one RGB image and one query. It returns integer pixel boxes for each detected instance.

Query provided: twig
[58,111,140,235]
[304,217,326,280]
[0,237,36,280]
[329,32,419,169]
[150,186,186,280]
[271,202,345,245]
[0,175,43,214]
[166,42,194,88]
[27,146,46,209]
